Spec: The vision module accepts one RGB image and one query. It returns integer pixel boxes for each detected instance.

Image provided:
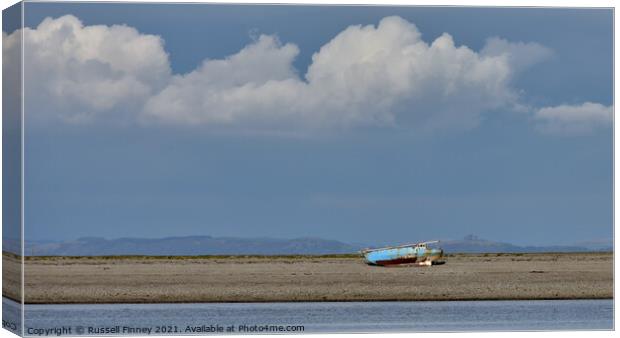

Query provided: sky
[3,3,612,246]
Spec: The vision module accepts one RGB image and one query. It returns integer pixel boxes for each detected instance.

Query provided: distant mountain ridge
[5,234,612,256]
[439,235,612,254]
[21,236,362,256]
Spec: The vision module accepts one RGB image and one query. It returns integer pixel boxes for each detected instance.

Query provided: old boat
[361,241,444,266]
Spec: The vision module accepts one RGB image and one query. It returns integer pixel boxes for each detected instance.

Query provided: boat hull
[363,245,443,266]
[373,257,419,266]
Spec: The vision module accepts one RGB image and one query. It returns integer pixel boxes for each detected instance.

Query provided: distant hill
[439,235,612,253]
[22,236,363,256]
[8,234,611,256]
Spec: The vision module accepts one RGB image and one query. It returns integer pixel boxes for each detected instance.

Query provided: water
[3,298,613,335]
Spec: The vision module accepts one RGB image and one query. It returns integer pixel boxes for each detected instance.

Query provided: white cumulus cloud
[9,14,599,135]
[144,16,552,132]
[535,102,613,134]
[142,34,306,128]
[14,15,171,124]
[481,37,553,73]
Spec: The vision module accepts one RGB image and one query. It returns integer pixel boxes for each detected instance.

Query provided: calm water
[2,298,613,335]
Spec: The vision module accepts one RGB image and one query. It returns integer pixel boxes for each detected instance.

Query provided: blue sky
[8,3,612,246]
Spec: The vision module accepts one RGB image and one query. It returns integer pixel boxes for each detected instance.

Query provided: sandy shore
[3,252,613,304]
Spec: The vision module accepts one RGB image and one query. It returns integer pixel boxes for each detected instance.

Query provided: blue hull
[363,244,443,266]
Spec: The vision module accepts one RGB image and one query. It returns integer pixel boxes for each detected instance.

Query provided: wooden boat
[361,241,444,266]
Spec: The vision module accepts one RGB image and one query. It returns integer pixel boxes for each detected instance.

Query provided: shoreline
[4,252,613,304]
[2,295,614,305]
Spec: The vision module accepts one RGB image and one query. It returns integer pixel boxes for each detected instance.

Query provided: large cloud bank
[3,15,611,133]
[17,15,171,124]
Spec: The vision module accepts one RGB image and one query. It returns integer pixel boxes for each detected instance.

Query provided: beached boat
[361,241,444,266]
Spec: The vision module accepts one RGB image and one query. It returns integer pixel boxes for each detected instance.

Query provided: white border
[9,0,618,6]
[0,2,616,338]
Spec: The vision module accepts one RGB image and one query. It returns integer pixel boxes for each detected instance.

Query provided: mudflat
[3,252,613,304]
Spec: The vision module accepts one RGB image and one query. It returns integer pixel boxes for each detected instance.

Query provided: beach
[3,252,613,304]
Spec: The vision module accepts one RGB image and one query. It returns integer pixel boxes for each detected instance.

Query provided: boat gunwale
[360,241,441,254]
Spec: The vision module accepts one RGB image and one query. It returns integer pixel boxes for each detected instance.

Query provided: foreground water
[2,298,613,335]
